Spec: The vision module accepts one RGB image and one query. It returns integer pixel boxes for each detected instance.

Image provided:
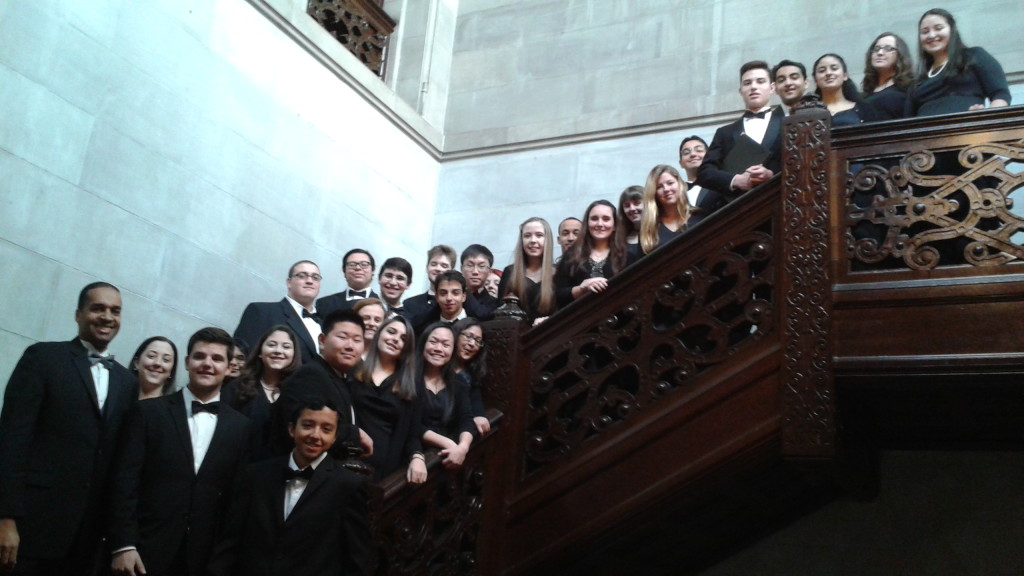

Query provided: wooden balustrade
[368,105,1024,575]
[307,0,395,77]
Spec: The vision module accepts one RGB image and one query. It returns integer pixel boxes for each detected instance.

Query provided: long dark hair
[232,325,302,407]
[616,185,643,245]
[862,32,915,95]
[452,318,487,386]
[417,322,458,422]
[812,53,863,103]
[130,336,178,396]
[563,199,627,278]
[915,8,969,80]
[356,315,417,402]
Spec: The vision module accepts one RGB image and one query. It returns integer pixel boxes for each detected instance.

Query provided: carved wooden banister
[307,0,395,77]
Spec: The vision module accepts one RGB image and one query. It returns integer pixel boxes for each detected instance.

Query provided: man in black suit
[0,282,137,575]
[234,260,323,363]
[773,59,809,115]
[316,249,380,317]
[402,245,456,323]
[377,257,413,319]
[109,327,249,576]
[696,60,785,215]
[460,244,499,321]
[271,310,369,461]
[209,398,370,576]
[411,271,469,335]
[678,135,709,213]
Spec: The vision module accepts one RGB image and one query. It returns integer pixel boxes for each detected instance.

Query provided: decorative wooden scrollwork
[307,0,395,77]
[370,462,486,576]
[523,226,775,473]
[846,138,1024,270]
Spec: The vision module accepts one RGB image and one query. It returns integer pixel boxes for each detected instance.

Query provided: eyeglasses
[290,272,322,281]
[681,146,706,155]
[460,333,484,348]
[345,261,372,270]
[462,263,491,272]
[380,272,409,284]
[871,45,897,54]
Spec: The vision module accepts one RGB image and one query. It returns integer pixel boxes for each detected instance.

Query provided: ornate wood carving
[523,225,776,473]
[780,106,836,458]
[845,138,1024,270]
[307,0,395,77]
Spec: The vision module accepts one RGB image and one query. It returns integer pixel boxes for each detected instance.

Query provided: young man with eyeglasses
[377,257,414,318]
[460,244,499,321]
[316,249,381,318]
[234,260,324,363]
[678,135,709,211]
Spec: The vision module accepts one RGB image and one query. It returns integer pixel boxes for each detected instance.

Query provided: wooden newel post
[779,98,838,459]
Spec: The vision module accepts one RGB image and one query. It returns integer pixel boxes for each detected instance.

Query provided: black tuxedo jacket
[108,390,249,575]
[271,356,360,459]
[0,339,136,560]
[234,298,319,363]
[209,455,370,576]
[696,107,785,214]
[316,289,381,318]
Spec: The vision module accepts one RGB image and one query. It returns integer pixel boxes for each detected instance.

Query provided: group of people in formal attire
[0,8,1012,576]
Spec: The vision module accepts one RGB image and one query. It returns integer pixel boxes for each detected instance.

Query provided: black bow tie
[88,353,115,369]
[191,400,220,415]
[743,109,770,119]
[283,466,315,482]
[302,309,321,322]
[348,290,368,300]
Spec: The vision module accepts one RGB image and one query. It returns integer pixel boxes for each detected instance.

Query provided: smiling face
[260,329,295,375]
[456,325,483,363]
[871,35,899,73]
[919,13,951,61]
[557,219,582,253]
[423,327,454,369]
[76,286,122,352]
[288,406,339,468]
[357,304,386,341]
[678,139,707,173]
[436,280,466,319]
[655,171,681,211]
[739,67,775,111]
[286,262,321,307]
[484,272,500,298]
[135,340,175,390]
[376,319,407,361]
[814,56,848,93]
[426,255,453,284]
[185,341,230,400]
[623,199,643,224]
[774,65,807,107]
[343,252,373,291]
[587,204,615,243]
[319,320,365,372]
[378,268,409,306]
[522,222,546,260]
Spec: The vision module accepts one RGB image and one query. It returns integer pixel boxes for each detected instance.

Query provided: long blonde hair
[509,217,556,317]
[639,164,690,254]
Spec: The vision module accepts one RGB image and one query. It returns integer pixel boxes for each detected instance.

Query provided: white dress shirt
[284,451,327,519]
[80,339,110,411]
[286,296,322,352]
[182,387,220,474]
[743,106,773,145]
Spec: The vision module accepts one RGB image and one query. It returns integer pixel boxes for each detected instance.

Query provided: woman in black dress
[906,8,1010,116]
[497,217,558,323]
[452,318,489,435]
[861,32,915,120]
[555,200,628,308]
[639,165,691,255]
[417,322,474,469]
[813,53,879,127]
[222,325,301,462]
[351,316,426,483]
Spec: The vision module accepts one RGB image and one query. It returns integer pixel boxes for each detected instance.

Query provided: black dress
[350,374,421,481]
[417,375,474,441]
[905,47,1011,117]
[863,85,907,120]
[496,264,555,320]
[554,256,618,308]
[221,379,277,463]
[831,102,880,127]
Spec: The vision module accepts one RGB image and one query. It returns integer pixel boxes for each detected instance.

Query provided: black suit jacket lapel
[70,339,103,417]
[280,299,318,359]
[167,391,196,472]
[285,457,332,524]
[761,107,783,152]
